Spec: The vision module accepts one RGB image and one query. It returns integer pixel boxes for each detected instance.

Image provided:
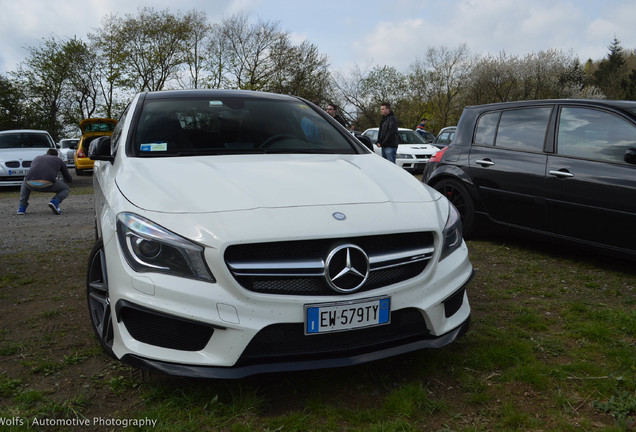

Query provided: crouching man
[17,148,72,215]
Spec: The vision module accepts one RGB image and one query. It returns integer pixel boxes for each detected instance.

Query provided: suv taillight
[429,147,448,163]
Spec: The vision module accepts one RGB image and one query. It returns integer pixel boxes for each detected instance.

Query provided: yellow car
[74,118,117,175]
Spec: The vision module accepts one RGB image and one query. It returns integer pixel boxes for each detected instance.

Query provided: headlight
[440,202,463,260]
[396,153,415,159]
[116,213,215,282]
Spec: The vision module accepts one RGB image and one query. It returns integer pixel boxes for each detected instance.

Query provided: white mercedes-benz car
[87,90,473,378]
[362,128,439,173]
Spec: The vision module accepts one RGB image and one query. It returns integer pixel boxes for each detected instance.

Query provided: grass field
[0,188,634,431]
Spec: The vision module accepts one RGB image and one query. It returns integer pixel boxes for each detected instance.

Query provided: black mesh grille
[5,161,19,168]
[119,305,214,351]
[242,261,428,295]
[238,308,429,364]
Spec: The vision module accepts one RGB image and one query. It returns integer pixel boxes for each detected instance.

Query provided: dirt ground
[0,174,95,253]
[0,174,140,425]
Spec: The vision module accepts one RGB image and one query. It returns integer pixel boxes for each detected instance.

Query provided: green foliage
[593,37,629,99]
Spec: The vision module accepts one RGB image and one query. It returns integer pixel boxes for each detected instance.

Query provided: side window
[557,107,636,163]
[495,107,551,152]
[111,103,131,152]
[364,130,378,142]
[474,112,500,146]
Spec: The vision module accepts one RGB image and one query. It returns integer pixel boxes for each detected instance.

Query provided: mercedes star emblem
[324,244,370,293]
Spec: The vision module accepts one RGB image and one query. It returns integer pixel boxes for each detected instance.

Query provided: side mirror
[357,135,373,151]
[625,147,636,165]
[88,136,114,162]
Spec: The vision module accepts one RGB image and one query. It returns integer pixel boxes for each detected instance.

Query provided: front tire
[434,179,476,237]
[86,238,115,358]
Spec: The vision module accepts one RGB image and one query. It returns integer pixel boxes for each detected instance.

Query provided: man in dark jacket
[17,148,72,215]
[376,102,399,163]
[327,103,347,128]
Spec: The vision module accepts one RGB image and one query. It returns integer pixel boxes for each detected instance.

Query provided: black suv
[423,99,636,259]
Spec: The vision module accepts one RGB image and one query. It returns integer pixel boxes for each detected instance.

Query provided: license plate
[305,296,390,334]
[8,169,28,176]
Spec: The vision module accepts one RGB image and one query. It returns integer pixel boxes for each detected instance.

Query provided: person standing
[377,102,399,163]
[415,118,428,139]
[326,103,347,128]
[17,148,72,215]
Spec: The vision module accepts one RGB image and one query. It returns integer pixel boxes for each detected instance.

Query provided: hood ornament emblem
[332,212,346,221]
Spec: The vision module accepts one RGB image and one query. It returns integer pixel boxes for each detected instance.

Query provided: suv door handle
[475,159,495,167]
[549,169,574,178]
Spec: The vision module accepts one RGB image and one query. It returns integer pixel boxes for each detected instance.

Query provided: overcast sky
[1,0,635,75]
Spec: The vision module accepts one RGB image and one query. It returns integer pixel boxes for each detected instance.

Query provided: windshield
[0,132,53,149]
[83,122,115,133]
[398,130,428,144]
[60,139,79,149]
[132,97,359,157]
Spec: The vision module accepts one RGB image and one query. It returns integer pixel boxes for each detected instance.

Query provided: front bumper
[122,315,471,379]
[74,156,94,171]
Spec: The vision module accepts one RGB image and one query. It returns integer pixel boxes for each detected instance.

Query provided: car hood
[398,144,438,154]
[0,148,51,161]
[115,154,437,213]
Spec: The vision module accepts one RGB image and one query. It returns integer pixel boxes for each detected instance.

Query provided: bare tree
[215,13,283,90]
[89,13,129,118]
[180,10,212,89]
[267,39,331,101]
[117,7,190,92]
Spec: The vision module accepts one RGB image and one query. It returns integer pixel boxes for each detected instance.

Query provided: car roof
[465,99,636,113]
[0,129,51,135]
[142,89,302,102]
[363,128,419,132]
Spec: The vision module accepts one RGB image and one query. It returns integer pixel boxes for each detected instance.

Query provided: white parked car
[0,129,58,187]
[57,138,79,167]
[87,90,473,378]
[362,127,439,173]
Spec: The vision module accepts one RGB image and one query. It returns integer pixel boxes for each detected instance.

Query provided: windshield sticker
[140,142,168,152]
[209,100,223,107]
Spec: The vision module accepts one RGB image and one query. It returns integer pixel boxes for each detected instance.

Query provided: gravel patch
[0,174,95,254]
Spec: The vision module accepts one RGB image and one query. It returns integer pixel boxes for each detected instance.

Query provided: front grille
[238,308,429,364]
[117,302,214,351]
[5,161,32,168]
[225,232,435,296]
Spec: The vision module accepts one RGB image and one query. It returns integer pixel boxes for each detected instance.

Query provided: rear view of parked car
[86,90,473,378]
[0,130,57,187]
[74,118,116,175]
[423,99,636,259]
